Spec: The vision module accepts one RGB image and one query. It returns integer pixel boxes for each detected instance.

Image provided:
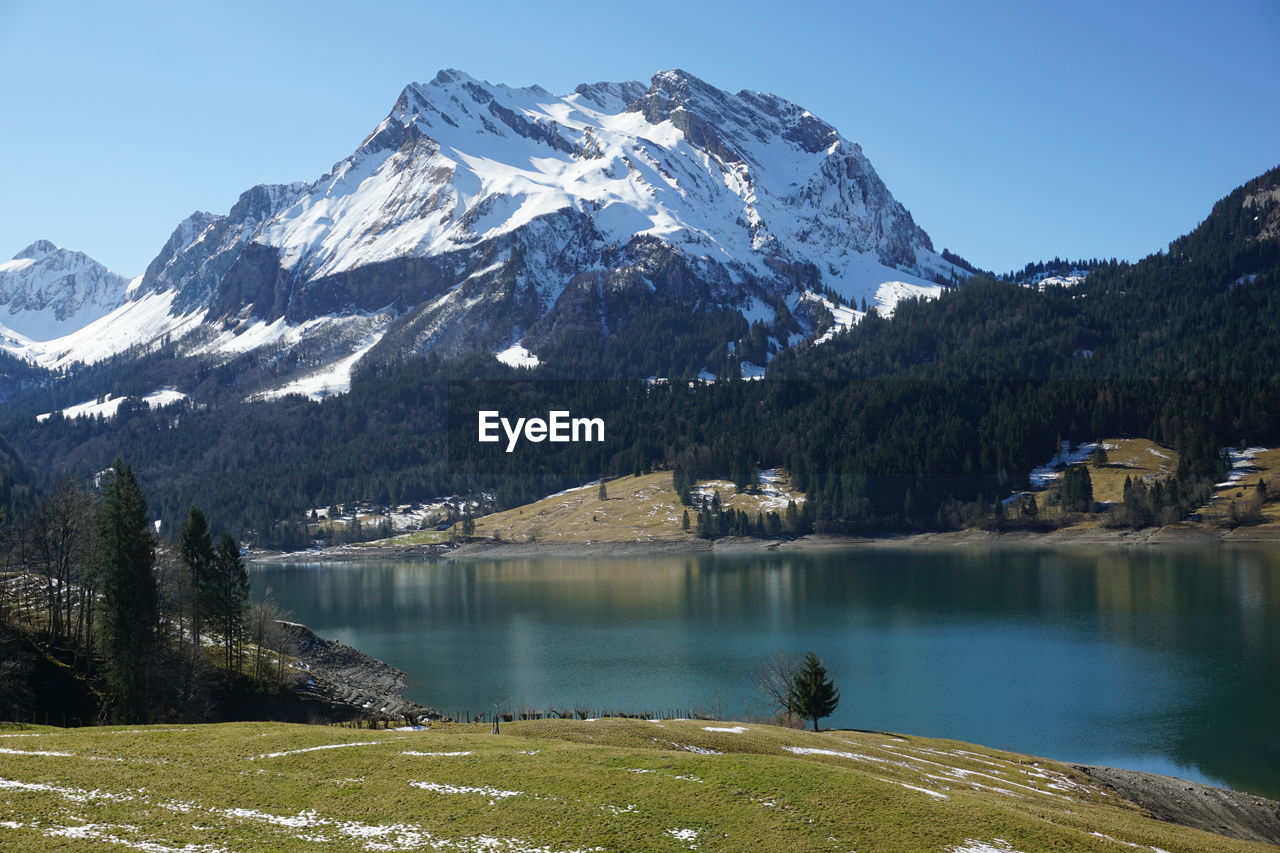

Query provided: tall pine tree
[177,507,215,661]
[93,461,158,723]
[212,533,249,673]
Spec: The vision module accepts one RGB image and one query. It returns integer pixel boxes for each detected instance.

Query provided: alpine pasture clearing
[1034,438,1179,516]
[1082,438,1180,505]
[1199,447,1280,526]
[370,470,806,547]
[0,718,1268,852]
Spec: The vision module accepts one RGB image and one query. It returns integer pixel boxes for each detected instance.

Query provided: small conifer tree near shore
[791,652,840,732]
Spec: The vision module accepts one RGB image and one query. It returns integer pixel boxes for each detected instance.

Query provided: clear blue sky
[1,0,1277,276]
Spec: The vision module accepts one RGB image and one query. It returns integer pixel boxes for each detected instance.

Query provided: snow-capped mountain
[0,240,133,342]
[5,69,966,391]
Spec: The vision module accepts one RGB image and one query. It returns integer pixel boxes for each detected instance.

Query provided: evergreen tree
[93,461,158,723]
[598,480,608,501]
[784,500,799,533]
[790,651,840,732]
[212,533,249,673]
[1061,465,1094,512]
[177,507,216,656]
[766,512,782,537]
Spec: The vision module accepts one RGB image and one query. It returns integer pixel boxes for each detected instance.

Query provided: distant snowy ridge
[0,240,132,341]
[5,68,968,391]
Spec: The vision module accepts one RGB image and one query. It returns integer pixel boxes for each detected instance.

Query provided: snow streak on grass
[252,740,383,759]
[0,818,231,852]
[0,746,125,762]
[409,781,523,799]
[0,777,136,802]
[948,840,1025,853]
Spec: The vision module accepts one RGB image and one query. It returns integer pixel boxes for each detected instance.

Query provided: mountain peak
[15,239,59,260]
[645,68,725,105]
[15,68,963,374]
[0,241,129,342]
[409,69,552,106]
[430,68,475,87]
[651,68,709,86]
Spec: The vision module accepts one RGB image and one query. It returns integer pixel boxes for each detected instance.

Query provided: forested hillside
[2,166,1277,543]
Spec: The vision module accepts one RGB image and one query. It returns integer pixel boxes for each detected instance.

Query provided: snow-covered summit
[8,69,968,384]
[129,68,959,307]
[14,239,59,260]
[0,241,132,341]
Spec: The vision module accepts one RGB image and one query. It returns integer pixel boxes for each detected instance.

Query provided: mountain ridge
[1,68,963,388]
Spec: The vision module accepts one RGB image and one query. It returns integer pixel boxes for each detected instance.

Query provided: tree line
[1,167,1277,543]
[0,460,295,724]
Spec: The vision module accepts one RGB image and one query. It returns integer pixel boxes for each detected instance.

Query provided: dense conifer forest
[0,166,1277,545]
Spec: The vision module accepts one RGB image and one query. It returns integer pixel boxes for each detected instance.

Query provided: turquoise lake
[252,545,1280,798]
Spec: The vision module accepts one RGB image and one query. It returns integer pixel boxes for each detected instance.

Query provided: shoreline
[1073,763,1280,846]
[276,619,446,723]
[250,522,1280,562]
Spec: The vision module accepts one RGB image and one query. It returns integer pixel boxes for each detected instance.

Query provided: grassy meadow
[0,718,1270,852]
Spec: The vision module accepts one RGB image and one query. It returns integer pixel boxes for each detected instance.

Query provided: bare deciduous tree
[249,597,294,685]
[755,651,803,727]
[26,480,95,654]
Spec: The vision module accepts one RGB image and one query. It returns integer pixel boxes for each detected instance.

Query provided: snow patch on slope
[247,331,386,402]
[1029,441,1115,488]
[35,388,187,423]
[495,343,541,368]
[947,841,1026,853]
[3,289,203,370]
[800,292,863,344]
[874,279,944,315]
[1024,269,1089,290]
[1216,447,1267,488]
[800,275,943,345]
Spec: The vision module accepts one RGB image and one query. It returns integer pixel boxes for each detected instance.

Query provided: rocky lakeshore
[276,620,446,723]
[1075,764,1280,846]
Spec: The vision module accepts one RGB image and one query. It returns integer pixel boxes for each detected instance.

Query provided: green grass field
[0,718,1267,851]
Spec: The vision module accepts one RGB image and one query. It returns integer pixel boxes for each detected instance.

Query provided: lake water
[252,545,1280,798]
